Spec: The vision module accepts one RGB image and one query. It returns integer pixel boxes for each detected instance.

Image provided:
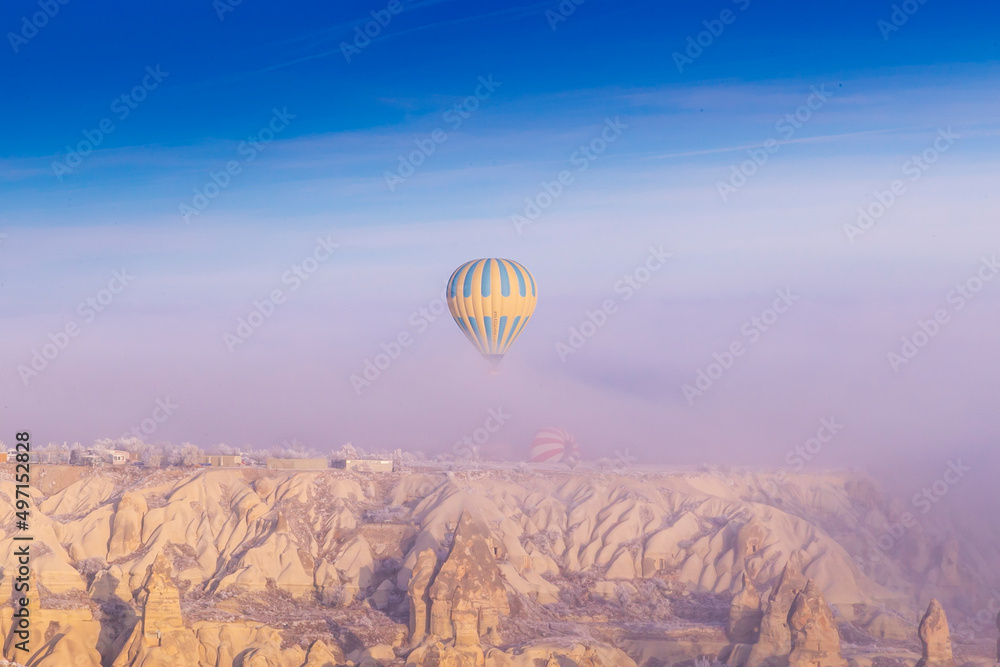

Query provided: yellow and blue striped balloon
[447,258,537,365]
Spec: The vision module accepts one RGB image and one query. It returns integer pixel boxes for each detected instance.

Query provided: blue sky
[2,0,997,159]
[2,0,999,482]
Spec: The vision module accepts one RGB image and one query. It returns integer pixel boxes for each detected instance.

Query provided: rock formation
[88,565,131,602]
[721,572,764,666]
[787,579,847,667]
[916,599,956,667]
[408,549,438,644]
[2,568,103,667]
[111,551,201,667]
[406,512,509,666]
[138,553,184,645]
[240,629,310,667]
[578,646,601,667]
[108,492,148,560]
[746,556,807,667]
[427,512,509,646]
[937,540,960,587]
[303,639,344,667]
[736,518,768,578]
[451,596,480,647]
[4,465,1000,667]
[406,640,485,667]
[729,572,764,643]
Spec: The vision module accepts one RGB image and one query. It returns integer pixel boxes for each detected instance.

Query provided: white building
[339,459,394,473]
[107,450,130,465]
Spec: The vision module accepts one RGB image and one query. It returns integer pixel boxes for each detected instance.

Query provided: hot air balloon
[447,258,537,365]
[530,427,580,463]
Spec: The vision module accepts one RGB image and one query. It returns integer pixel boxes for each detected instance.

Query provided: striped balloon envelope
[447,258,537,365]
[530,427,580,463]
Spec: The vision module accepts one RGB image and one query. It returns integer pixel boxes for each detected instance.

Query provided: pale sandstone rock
[242,640,306,667]
[427,512,509,645]
[303,639,345,667]
[109,492,148,561]
[254,477,275,499]
[27,618,104,667]
[862,612,910,641]
[356,642,396,666]
[577,646,602,667]
[408,549,438,644]
[481,643,637,667]
[724,644,757,667]
[938,540,960,587]
[215,638,236,667]
[406,640,485,667]
[721,572,764,666]
[605,549,636,580]
[484,647,513,667]
[110,551,204,667]
[916,599,956,667]
[89,565,132,602]
[0,570,102,667]
[452,596,480,647]
[4,467,997,667]
[497,563,559,604]
[736,518,768,578]
[746,557,807,667]
[372,579,396,610]
[139,553,184,644]
[3,569,41,661]
[331,535,375,603]
[788,580,847,667]
[729,572,764,644]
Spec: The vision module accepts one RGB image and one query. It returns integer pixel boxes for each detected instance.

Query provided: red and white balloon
[530,427,580,463]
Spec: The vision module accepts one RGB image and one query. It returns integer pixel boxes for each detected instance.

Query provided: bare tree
[168,442,203,467]
[332,442,359,462]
